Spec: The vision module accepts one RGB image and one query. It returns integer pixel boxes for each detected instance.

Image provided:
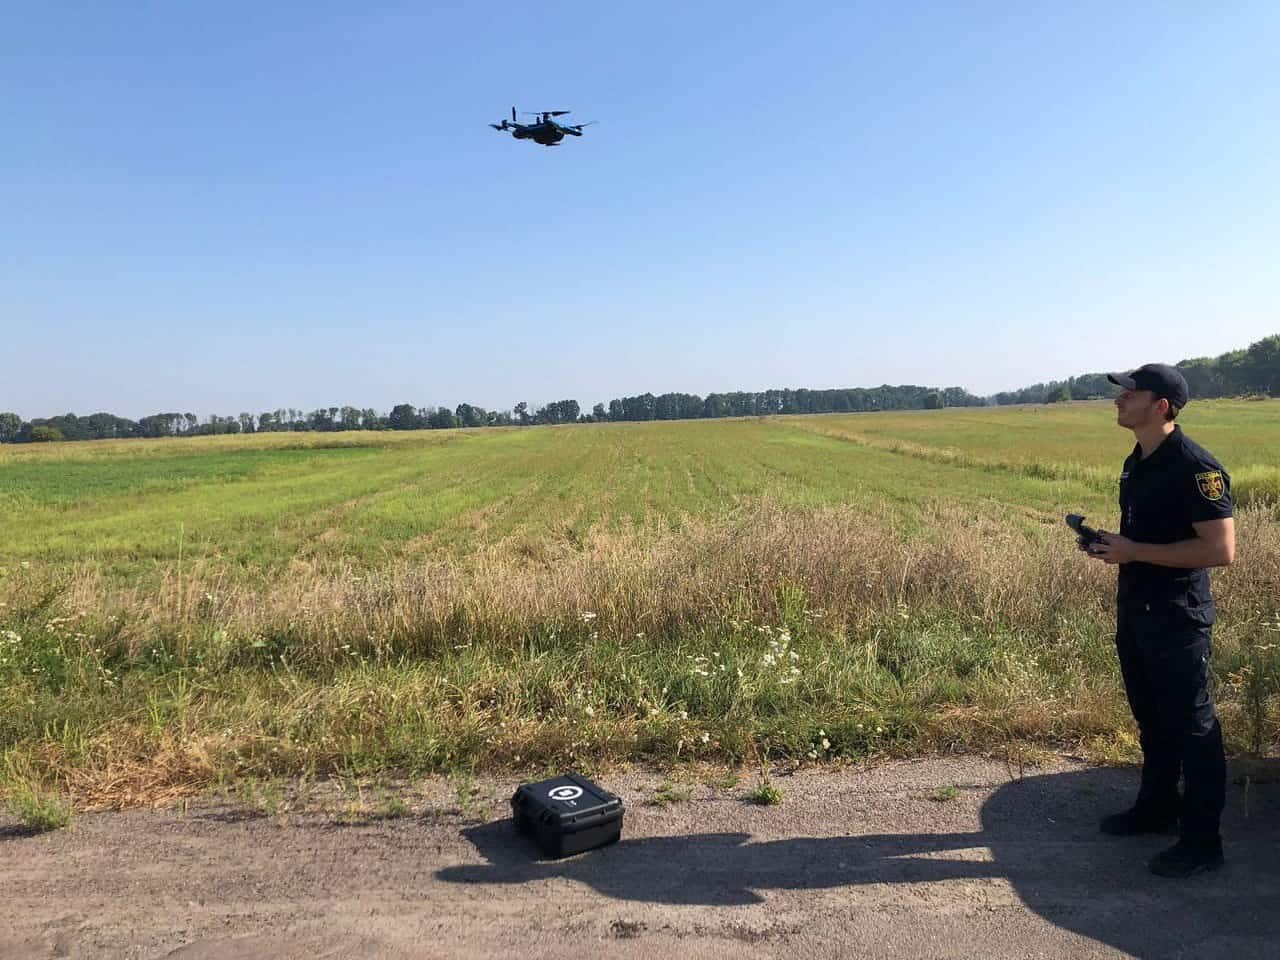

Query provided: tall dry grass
[38,502,1115,656]
[2,500,1277,809]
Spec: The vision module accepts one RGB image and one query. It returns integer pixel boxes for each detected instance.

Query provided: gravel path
[3,758,1278,959]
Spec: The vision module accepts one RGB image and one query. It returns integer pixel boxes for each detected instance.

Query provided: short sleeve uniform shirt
[1117,425,1232,623]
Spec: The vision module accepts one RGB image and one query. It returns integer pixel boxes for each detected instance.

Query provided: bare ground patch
[3,757,1279,959]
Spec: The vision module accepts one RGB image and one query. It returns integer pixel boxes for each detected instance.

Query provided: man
[1084,363,1235,878]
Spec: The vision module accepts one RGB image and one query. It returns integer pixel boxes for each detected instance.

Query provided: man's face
[1114,388,1164,429]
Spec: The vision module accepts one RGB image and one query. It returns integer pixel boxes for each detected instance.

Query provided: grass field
[3,401,1279,812]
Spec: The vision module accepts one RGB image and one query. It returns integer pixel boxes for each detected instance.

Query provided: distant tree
[306,408,333,431]
[137,414,172,438]
[427,406,458,429]
[592,403,607,422]
[534,399,579,425]
[924,391,944,409]
[1047,383,1072,403]
[455,403,486,428]
[0,412,25,442]
[994,334,1280,403]
[388,403,420,430]
[238,412,256,434]
[77,412,137,439]
[943,387,988,407]
[30,425,64,442]
[514,401,530,425]
[1245,335,1280,395]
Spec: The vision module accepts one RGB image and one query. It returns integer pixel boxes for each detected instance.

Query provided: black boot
[1149,834,1224,878]
[1099,806,1179,837]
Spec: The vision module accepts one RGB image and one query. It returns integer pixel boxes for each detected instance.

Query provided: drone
[489,107,596,147]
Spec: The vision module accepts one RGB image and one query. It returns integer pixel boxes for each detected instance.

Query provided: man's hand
[1084,520,1235,569]
[1086,532,1139,565]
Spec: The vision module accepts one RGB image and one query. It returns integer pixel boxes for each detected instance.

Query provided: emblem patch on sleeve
[1196,471,1225,501]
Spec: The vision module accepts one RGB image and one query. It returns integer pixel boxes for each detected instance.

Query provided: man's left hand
[1086,533,1139,565]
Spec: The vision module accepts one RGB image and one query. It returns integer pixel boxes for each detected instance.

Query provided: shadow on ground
[0,823,48,840]
[440,766,1280,959]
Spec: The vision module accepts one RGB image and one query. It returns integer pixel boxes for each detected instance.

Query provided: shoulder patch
[1196,470,1226,501]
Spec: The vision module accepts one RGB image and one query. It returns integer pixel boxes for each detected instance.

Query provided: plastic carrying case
[511,773,624,859]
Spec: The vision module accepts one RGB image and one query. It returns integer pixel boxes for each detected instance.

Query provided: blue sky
[3,3,1277,419]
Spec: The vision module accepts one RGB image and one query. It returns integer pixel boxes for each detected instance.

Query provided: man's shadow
[438,766,1280,958]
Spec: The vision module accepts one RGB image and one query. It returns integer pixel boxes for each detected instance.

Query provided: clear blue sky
[4,3,1277,419]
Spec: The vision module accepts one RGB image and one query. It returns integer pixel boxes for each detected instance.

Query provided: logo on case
[548,785,584,802]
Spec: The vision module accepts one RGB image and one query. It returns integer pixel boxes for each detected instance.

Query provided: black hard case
[511,773,624,859]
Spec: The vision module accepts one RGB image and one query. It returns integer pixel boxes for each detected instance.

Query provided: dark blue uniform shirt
[1117,425,1233,619]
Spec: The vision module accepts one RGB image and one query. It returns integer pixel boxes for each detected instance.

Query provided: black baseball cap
[1107,363,1189,408]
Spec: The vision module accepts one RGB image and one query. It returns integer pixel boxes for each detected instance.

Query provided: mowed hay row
[24,498,1278,660]
[13,499,1122,662]
[3,502,1279,808]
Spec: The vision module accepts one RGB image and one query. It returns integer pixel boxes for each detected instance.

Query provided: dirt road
[3,758,1277,959]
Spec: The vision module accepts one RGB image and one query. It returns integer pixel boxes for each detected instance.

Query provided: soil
[3,757,1278,959]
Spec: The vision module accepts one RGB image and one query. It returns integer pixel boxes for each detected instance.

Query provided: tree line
[992,334,1280,406]
[3,334,1276,444]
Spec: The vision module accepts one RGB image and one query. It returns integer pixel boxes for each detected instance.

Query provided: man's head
[1108,364,1189,430]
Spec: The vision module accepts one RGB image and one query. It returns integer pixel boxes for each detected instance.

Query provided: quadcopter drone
[490,107,596,147]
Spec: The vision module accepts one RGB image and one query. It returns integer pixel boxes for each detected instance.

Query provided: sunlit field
[3,401,1279,809]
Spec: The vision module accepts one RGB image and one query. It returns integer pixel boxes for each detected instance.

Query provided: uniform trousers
[1115,602,1225,837]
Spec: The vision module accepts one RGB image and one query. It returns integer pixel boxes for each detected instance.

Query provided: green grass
[789,400,1280,506]
[648,781,693,807]
[745,782,784,806]
[2,761,74,831]
[1,401,1278,809]
[8,401,1275,582]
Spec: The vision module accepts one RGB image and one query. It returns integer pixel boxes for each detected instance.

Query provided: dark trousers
[1116,603,1225,837]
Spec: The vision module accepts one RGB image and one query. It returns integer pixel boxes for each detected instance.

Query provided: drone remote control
[1065,513,1105,546]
